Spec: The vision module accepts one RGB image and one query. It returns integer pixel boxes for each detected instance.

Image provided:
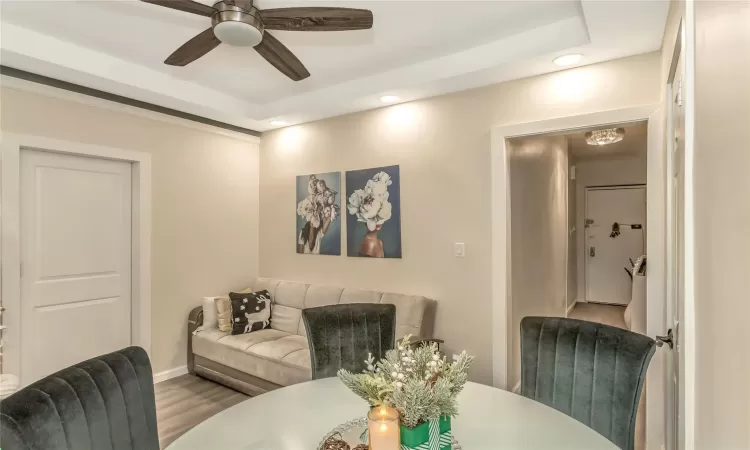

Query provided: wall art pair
[295,165,402,258]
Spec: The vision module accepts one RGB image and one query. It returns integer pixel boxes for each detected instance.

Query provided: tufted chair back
[303,303,396,380]
[0,346,158,450]
[520,317,656,450]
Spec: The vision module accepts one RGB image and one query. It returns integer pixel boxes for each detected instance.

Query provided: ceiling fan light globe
[213,21,263,46]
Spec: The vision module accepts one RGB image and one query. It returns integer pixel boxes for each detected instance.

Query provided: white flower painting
[347,171,393,232]
[296,173,341,255]
[346,166,401,258]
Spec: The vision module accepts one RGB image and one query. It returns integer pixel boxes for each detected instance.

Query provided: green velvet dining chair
[520,316,656,450]
[0,346,159,450]
[303,303,396,379]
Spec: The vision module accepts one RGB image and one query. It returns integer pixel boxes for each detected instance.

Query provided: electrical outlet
[454,243,465,257]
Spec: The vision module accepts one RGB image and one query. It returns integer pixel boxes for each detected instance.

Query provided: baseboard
[512,381,521,394]
[153,365,188,384]
[566,299,578,316]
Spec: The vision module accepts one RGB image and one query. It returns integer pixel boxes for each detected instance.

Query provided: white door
[585,187,646,305]
[663,49,685,450]
[20,149,132,384]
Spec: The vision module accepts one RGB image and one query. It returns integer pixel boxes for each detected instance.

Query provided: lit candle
[367,406,399,450]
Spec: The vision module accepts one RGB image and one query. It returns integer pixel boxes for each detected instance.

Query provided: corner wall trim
[153,365,188,384]
[0,66,261,138]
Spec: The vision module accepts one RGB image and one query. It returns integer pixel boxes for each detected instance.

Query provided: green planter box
[399,416,451,450]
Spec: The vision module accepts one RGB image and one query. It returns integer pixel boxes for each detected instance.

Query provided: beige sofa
[188,278,437,395]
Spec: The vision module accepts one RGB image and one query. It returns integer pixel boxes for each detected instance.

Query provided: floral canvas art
[346,165,402,258]
[296,172,341,255]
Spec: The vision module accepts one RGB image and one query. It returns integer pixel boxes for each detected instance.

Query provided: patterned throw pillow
[229,290,272,335]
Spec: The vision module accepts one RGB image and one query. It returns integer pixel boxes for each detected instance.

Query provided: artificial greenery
[338,335,474,428]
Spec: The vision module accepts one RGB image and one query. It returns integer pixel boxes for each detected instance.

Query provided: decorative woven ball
[353,445,369,450]
[322,434,350,450]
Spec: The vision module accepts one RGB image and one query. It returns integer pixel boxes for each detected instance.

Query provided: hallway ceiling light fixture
[585,127,625,146]
[552,53,583,66]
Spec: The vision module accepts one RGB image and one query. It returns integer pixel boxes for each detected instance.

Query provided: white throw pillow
[202,296,220,330]
[203,287,254,331]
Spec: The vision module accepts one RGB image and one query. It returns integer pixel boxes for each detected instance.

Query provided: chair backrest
[0,347,158,450]
[520,317,656,450]
[303,303,396,380]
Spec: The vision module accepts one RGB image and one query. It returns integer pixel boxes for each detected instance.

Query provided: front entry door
[20,149,133,384]
[585,186,647,305]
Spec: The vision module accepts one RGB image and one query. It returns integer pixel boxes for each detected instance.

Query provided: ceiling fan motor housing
[211,1,264,47]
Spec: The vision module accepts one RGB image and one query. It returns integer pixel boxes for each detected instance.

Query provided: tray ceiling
[0,1,669,132]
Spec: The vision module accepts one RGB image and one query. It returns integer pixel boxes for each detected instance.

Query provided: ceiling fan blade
[260,7,373,31]
[140,0,215,17]
[165,28,221,66]
[254,32,310,81]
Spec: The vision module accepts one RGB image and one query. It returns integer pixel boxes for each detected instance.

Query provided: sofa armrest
[187,306,204,375]
[189,306,204,330]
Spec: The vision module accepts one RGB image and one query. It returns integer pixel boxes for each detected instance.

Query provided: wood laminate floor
[568,302,627,329]
[155,374,248,449]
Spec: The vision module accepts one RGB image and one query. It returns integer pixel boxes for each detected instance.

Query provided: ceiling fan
[141,0,373,81]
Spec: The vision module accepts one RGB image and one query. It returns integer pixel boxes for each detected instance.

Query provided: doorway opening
[506,120,649,388]
[498,114,659,450]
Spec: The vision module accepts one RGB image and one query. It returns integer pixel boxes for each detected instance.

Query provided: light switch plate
[454,243,465,257]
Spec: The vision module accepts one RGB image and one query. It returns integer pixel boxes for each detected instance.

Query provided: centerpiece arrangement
[338,336,474,450]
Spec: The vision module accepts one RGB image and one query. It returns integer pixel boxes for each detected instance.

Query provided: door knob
[589,246,596,257]
[655,329,674,349]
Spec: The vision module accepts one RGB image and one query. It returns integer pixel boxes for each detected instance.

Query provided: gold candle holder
[367,406,400,450]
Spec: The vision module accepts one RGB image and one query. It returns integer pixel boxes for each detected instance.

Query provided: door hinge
[675,79,683,107]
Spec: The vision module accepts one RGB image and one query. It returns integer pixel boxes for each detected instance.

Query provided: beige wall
[260,52,661,384]
[693,1,750,448]
[508,136,569,389]
[574,154,648,303]
[0,85,260,373]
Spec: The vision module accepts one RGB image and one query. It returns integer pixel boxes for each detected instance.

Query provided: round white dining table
[167,377,619,450]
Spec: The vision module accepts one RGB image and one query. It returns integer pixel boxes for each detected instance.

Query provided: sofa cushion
[192,329,311,386]
[305,285,345,308]
[381,293,429,339]
[251,278,437,341]
[270,304,302,335]
[212,329,290,352]
[274,281,308,309]
[249,335,309,361]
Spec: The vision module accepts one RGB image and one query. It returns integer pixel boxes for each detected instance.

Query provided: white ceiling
[569,121,648,161]
[0,1,669,132]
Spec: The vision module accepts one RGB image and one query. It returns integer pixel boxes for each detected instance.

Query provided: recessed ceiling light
[553,53,583,66]
[380,95,400,103]
[271,120,287,127]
